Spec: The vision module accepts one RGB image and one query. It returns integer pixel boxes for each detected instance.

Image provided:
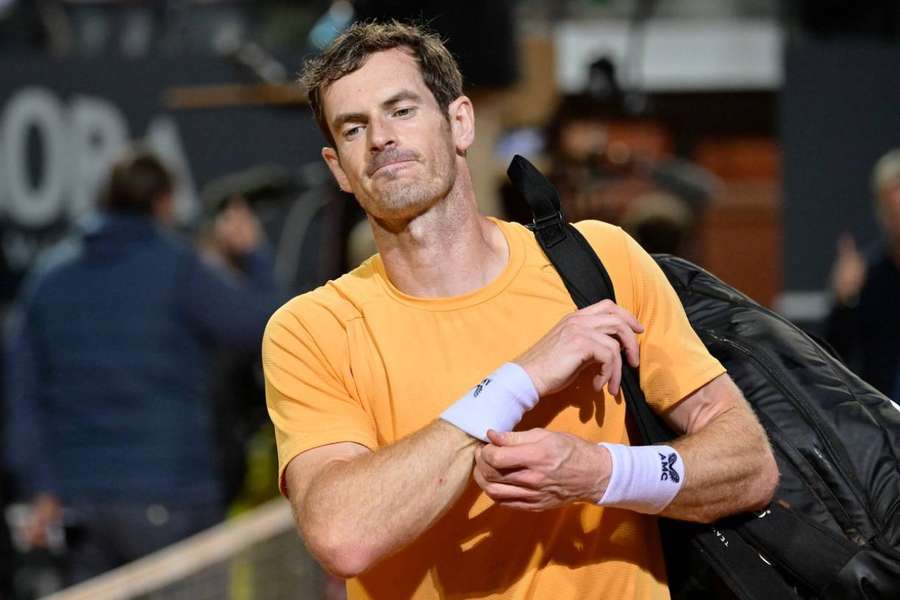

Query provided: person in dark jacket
[826,148,900,399]
[0,327,14,599]
[3,149,283,584]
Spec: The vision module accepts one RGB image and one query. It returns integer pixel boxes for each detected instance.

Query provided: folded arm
[475,373,778,523]
[284,420,478,578]
[279,298,645,576]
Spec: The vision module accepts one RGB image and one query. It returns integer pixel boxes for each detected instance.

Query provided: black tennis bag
[507,155,900,599]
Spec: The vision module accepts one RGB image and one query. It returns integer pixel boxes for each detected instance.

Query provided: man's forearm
[662,404,778,523]
[296,420,479,577]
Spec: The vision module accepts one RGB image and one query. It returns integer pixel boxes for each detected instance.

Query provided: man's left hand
[474,428,612,511]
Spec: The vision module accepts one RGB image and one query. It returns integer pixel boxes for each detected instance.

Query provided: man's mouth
[367,150,419,176]
[371,159,416,176]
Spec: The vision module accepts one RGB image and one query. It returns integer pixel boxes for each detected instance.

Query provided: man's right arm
[278,299,642,578]
[284,420,478,578]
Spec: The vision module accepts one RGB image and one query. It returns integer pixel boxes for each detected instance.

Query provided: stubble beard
[369,155,457,222]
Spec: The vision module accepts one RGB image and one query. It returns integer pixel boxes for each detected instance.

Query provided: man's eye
[344,125,362,139]
[393,107,415,118]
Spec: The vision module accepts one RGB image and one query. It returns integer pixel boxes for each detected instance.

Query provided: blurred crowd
[2,149,288,595]
[0,2,899,600]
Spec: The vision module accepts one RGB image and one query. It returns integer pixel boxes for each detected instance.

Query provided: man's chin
[363,177,452,222]
[376,201,429,222]
[367,194,438,225]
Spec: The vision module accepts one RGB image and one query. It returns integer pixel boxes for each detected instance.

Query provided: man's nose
[367,117,396,152]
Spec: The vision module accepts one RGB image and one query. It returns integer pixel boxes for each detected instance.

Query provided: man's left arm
[657,373,777,522]
[474,373,778,524]
[475,227,777,521]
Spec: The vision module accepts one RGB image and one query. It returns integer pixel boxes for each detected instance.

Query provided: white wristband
[597,443,684,514]
[440,363,539,442]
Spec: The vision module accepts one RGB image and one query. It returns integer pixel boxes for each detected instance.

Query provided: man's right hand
[515,299,643,397]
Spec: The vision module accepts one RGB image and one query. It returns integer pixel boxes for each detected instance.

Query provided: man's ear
[448,96,475,154]
[322,146,352,193]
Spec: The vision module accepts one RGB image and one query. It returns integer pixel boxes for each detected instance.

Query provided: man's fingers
[607,319,640,368]
[476,451,548,488]
[473,461,490,490]
[494,500,547,512]
[574,313,640,368]
[487,428,547,447]
[475,447,504,482]
[601,341,622,396]
[481,443,538,470]
[486,429,507,446]
[475,462,505,483]
[582,332,622,396]
[580,300,644,333]
[474,458,536,501]
[607,349,622,397]
[491,468,546,489]
[480,480,540,503]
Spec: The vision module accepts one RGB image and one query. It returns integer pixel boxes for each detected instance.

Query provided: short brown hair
[300,20,464,146]
[102,149,173,215]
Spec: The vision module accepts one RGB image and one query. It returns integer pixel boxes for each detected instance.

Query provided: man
[5,149,282,583]
[263,21,778,599]
[827,148,900,399]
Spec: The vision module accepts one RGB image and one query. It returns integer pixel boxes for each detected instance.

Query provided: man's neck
[371,175,509,299]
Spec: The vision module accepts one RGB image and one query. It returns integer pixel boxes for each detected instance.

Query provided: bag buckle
[531,211,567,248]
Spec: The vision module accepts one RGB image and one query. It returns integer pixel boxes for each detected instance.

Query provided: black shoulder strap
[506,154,800,600]
[506,155,614,308]
[507,155,672,446]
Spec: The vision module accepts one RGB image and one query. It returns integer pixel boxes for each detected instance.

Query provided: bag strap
[507,154,800,600]
[506,155,671,445]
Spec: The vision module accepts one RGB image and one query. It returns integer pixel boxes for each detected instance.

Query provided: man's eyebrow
[331,111,367,131]
[331,90,424,131]
[382,90,422,108]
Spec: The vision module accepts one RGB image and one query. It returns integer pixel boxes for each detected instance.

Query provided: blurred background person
[3,148,283,585]
[1,343,13,599]
[620,191,696,256]
[825,148,900,400]
[507,72,715,257]
[194,192,275,511]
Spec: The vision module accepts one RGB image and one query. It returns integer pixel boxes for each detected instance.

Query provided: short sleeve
[262,297,377,495]
[622,233,726,413]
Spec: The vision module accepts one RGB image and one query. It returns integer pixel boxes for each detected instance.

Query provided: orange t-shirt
[263,219,725,599]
